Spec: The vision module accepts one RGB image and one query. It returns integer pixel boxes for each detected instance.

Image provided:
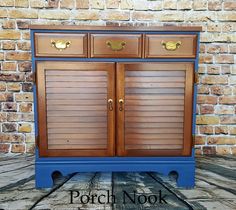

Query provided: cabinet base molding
[35,149,195,188]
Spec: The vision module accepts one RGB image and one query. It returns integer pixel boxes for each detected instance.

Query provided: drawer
[90,34,142,58]
[34,33,88,57]
[145,34,197,58]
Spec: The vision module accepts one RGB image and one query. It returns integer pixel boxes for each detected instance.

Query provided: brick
[0,52,4,60]
[60,0,75,9]
[199,44,206,53]
[7,113,34,122]
[203,146,216,155]
[208,0,222,10]
[219,96,236,104]
[196,116,219,125]
[216,146,231,155]
[90,0,105,9]
[201,75,228,85]
[163,0,177,9]
[26,143,35,153]
[0,0,14,6]
[76,0,89,8]
[2,62,17,71]
[0,144,10,153]
[18,123,32,133]
[47,0,59,8]
[215,54,234,64]
[38,10,70,19]
[0,82,6,91]
[2,41,16,50]
[22,83,33,92]
[9,9,38,19]
[185,11,216,22]
[2,102,17,112]
[2,123,17,132]
[17,20,30,29]
[0,30,21,40]
[207,23,221,32]
[229,44,236,53]
[193,0,207,10]
[0,9,8,18]
[157,12,184,22]
[120,0,133,9]
[198,65,206,74]
[195,147,202,155]
[197,95,217,104]
[0,113,7,122]
[178,0,192,10]
[218,12,236,21]
[72,11,99,20]
[207,44,228,54]
[199,54,213,64]
[197,85,210,94]
[25,72,34,82]
[0,133,24,143]
[195,136,206,145]
[11,144,25,153]
[221,66,231,74]
[26,134,35,143]
[17,41,31,51]
[220,116,236,124]
[6,52,31,61]
[206,65,220,74]
[210,86,232,95]
[224,1,236,10]
[231,147,236,155]
[29,0,46,8]
[221,23,235,32]
[200,105,214,114]
[133,0,148,10]
[15,0,29,7]
[0,73,25,82]
[2,20,16,29]
[7,83,21,92]
[229,76,236,84]
[0,93,13,102]
[18,62,32,72]
[15,93,33,102]
[215,126,228,134]
[19,103,32,113]
[101,11,130,21]
[132,12,156,21]
[215,105,235,114]
[229,127,236,135]
[208,137,236,145]
[199,126,214,134]
[106,0,119,8]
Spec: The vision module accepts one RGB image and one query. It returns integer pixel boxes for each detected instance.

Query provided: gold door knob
[108,99,113,111]
[51,40,71,51]
[118,99,124,111]
[106,40,126,51]
[161,40,181,51]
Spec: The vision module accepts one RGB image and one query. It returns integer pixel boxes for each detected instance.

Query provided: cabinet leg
[176,166,195,188]
[35,166,54,188]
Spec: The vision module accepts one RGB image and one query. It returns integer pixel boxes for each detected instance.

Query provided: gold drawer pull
[106,40,126,51]
[119,99,124,111]
[51,40,71,51]
[108,99,113,111]
[161,41,181,51]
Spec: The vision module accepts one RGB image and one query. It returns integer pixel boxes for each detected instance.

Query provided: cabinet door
[117,63,194,156]
[36,62,115,157]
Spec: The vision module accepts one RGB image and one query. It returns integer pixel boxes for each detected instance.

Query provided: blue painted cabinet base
[35,149,195,188]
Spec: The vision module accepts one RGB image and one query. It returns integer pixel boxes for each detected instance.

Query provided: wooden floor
[0,154,235,210]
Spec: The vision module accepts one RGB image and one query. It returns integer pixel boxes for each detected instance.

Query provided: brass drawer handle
[161,41,181,51]
[51,40,71,51]
[106,40,126,51]
[108,99,113,111]
[119,99,124,111]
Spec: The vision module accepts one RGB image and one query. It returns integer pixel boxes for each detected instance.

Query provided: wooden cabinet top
[30,25,202,31]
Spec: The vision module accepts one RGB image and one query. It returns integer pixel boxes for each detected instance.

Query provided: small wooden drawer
[90,34,142,58]
[145,34,197,58]
[34,33,88,57]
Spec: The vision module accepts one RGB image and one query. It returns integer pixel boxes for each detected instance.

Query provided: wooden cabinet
[31,25,201,188]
